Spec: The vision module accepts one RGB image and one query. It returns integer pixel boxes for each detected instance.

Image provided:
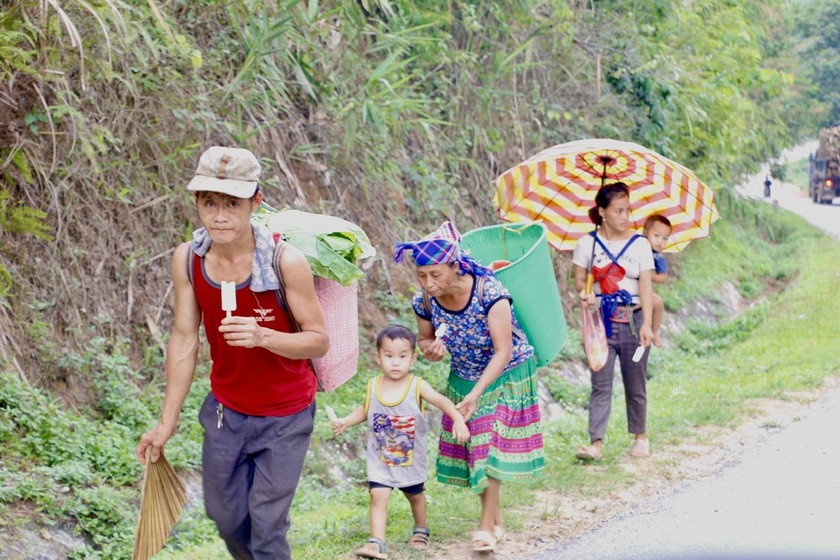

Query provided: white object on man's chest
[221,281,237,318]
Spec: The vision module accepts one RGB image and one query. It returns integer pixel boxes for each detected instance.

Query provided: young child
[643,214,672,347]
[331,324,470,560]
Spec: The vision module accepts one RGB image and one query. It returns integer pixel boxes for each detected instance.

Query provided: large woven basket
[311,277,358,391]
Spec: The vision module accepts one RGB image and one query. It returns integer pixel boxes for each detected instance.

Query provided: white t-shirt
[572,233,654,305]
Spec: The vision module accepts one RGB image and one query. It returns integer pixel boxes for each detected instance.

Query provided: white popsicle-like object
[632,345,646,363]
[221,281,237,318]
[435,323,448,339]
[325,405,338,422]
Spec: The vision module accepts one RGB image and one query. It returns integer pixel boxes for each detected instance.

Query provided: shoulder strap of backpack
[420,288,432,318]
[187,244,195,288]
[273,240,299,331]
[477,275,527,342]
[274,241,322,389]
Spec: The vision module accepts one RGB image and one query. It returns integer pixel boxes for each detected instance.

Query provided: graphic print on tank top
[372,413,416,467]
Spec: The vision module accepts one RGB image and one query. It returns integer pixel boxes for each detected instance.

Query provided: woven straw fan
[132,448,187,560]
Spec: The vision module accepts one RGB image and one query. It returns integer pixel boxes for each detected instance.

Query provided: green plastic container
[461,222,567,366]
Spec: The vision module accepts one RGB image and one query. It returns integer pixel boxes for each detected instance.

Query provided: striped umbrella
[494,138,719,252]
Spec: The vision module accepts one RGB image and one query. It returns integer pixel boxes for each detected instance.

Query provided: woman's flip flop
[575,444,602,461]
[471,530,497,552]
[493,524,506,543]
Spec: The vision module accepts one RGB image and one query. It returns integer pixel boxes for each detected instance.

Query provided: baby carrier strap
[589,231,643,266]
[588,232,642,338]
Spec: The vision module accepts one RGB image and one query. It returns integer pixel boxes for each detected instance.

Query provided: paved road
[528,388,840,560]
[740,141,840,239]
[528,144,840,560]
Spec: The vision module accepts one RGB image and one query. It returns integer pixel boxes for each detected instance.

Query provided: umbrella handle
[586,226,598,296]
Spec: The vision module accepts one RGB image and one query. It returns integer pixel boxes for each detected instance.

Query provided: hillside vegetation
[0,0,837,558]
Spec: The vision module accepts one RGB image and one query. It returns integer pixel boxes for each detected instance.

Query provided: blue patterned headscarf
[394,221,493,277]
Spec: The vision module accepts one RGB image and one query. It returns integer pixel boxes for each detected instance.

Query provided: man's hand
[136,423,175,465]
[219,316,264,348]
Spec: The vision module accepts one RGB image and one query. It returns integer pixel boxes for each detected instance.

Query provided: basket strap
[422,275,527,344]
[421,288,432,318]
[273,242,321,390]
[273,242,296,329]
[186,245,195,288]
[477,276,527,342]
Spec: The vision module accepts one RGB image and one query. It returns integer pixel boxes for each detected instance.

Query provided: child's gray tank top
[365,375,429,488]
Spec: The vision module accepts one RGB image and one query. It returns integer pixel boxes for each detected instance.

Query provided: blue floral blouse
[412,274,534,381]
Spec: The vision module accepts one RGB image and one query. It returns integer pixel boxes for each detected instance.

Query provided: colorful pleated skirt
[436,357,544,493]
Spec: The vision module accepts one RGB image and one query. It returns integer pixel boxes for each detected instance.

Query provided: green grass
[649,234,840,433]
[658,202,809,307]
[785,156,811,191]
[155,206,840,559]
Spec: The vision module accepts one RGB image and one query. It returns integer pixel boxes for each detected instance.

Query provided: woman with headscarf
[394,221,544,553]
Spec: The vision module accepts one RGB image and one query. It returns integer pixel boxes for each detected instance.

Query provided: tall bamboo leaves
[224,1,310,105]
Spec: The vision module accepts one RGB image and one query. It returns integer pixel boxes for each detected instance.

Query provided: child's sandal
[354,536,387,559]
[408,526,430,550]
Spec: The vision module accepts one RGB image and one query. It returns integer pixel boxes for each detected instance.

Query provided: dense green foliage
[0,0,817,371]
[797,0,840,126]
[0,0,837,557]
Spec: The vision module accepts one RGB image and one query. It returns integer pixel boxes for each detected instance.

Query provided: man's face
[195,191,260,244]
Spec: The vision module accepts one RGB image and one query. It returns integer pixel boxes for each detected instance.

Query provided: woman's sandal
[493,524,506,543]
[354,537,388,559]
[575,444,602,461]
[629,438,650,458]
[471,529,497,552]
[408,526,430,550]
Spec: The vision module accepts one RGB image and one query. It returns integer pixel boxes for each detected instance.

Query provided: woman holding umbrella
[394,221,544,553]
[572,182,654,461]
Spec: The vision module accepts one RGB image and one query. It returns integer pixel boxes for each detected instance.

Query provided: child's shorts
[368,481,425,495]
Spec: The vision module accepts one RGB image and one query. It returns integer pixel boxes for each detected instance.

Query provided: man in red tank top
[136,146,329,560]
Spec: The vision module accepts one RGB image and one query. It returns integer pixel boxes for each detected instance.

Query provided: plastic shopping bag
[582,305,608,372]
